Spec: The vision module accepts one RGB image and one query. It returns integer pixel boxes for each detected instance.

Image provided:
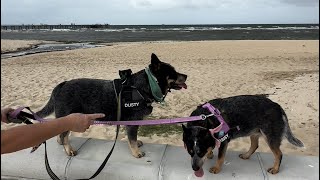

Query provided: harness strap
[202,103,240,148]
[202,103,230,132]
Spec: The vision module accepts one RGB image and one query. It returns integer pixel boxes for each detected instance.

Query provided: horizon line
[1,23,319,26]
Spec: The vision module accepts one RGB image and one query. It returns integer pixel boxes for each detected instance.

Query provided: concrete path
[1,137,318,180]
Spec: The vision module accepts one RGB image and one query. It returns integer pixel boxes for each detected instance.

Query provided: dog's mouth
[194,168,204,177]
[191,154,205,177]
[169,73,187,90]
[171,82,187,90]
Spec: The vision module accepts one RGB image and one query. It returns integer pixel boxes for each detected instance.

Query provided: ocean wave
[2,25,318,33]
[51,29,80,32]
[95,29,123,32]
[93,26,319,32]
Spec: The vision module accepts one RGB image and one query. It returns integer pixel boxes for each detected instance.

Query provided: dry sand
[1,40,319,156]
[1,39,43,53]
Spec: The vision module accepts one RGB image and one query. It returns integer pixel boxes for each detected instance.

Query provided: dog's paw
[239,153,250,160]
[137,140,144,147]
[267,167,279,174]
[209,166,221,174]
[207,151,214,159]
[66,150,77,156]
[133,151,145,158]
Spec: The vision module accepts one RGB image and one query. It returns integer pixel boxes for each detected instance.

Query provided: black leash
[77,125,120,180]
[77,87,122,180]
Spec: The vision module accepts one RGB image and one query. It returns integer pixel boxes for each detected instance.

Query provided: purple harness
[202,103,238,148]
[9,103,238,147]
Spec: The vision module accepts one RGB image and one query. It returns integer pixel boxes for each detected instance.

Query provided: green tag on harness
[145,67,164,102]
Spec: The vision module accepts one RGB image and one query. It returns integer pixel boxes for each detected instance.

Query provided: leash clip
[200,114,207,120]
[200,113,215,120]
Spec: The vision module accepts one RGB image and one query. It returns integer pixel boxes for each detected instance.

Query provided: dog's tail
[36,81,66,117]
[280,107,304,147]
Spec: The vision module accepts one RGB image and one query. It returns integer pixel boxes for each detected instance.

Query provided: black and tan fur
[36,53,187,158]
[183,95,304,174]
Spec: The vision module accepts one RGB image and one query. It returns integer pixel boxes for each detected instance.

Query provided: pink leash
[8,104,237,135]
[9,105,214,125]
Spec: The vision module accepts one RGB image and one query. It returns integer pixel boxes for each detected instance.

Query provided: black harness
[113,80,150,114]
[113,70,153,118]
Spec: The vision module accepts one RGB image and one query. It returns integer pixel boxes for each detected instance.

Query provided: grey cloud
[136,0,152,7]
[1,0,318,24]
[129,0,319,10]
[281,0,319,6]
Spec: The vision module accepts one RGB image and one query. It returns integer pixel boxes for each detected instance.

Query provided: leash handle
[8,107,60,179]
[7,107,33,124]
[8,106,45,123]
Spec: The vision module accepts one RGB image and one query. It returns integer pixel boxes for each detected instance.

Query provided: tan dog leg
[128,140,145,158]
[207,147,214,159]
[239,134,260,159]
[209,143,228,174]
[260,130,283,174]
[57,136,63,145]
[126,125,145,158]
[61,131,77,156]
[267,145,282,174]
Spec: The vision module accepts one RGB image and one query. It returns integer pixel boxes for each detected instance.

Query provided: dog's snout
[192,164,200,171]
[177,73,187,82]
[181,73,187,80]
[191,154,203,171]
[182,74,187,79]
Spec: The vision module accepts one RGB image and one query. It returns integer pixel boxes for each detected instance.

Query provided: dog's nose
[192,164,200,171]
[183,74,187,80]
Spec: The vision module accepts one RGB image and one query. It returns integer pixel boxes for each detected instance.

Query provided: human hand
[1,107,14,123]
[64,113,105,132]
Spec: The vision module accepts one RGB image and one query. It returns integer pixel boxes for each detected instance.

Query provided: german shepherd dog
[182,95,303,177]
[36,53,187,158]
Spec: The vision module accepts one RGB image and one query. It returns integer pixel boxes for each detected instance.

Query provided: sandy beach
[1,39,319,156]
[0,39,46,53]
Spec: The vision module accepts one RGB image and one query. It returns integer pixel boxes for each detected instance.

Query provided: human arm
[1,113,104,154]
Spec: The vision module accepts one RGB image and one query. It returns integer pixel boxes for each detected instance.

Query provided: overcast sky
[1,0,319,25]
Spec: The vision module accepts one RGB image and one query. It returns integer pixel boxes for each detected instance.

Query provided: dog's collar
[202,103,240,148]
[145,67,164,102]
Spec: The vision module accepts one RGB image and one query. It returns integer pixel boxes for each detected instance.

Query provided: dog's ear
[126,69,133,76]
[150,53,161,71]
[119,69,132,80]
